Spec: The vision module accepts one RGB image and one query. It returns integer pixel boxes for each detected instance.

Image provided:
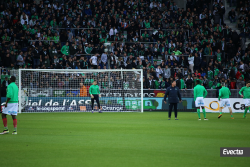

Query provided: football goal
[18,69,143,113]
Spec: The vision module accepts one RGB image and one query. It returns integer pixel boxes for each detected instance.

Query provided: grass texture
[0,112,249,167]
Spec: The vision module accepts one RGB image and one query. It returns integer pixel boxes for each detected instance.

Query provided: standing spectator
[188,54,194,73]
[234,53,241,63]
[84,6,92,16]
[69,43,79,57]
[68,30,73,43]
[90,54,98,69]
[175,76,181,89]
[219,2,225,25]
[84,44,92,55]
[110,53,118,69]
[4,54,12,68]
[109,27,118,39]
[147,76,155,89]
[143,77,148,89]
[81,58,88,69]
[203,76,209,89]
[126,61,132,69]
[21,15,28,25]
[163,65,171,79]
[236,76,245,89]
[16,52,24,67]
[204,43,212,55]
[186,75,193,89]
[156,66,163,78]
[228,9,236,23]
[147,53,154,65]
[101,52,108,69]
[44,56,50,68]
[194,53,201,72]
[61,42,70,56]
[32,46,40,68]
[79,83,87,97]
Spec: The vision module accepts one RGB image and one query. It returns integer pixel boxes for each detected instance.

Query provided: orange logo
[80,106,86,111]
[205,101,223,111]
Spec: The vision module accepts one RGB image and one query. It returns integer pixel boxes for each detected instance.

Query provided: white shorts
[219,99,231,108]
[195,97,205,107]
[244,99,250,106]
[2,103,18,115]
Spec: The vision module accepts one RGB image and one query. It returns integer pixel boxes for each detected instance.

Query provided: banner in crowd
[66,90,80,97]
[53,90,66,97]
[204,98,245,113]
[29,89,52,97]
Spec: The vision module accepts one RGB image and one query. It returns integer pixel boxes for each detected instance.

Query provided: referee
[164,81,182,120]
[89,80,102,113]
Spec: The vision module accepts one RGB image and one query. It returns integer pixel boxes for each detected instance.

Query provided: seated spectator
[236,76,245,89]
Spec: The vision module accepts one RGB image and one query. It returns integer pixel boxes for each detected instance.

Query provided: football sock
[244,107,248,117]
[197,109,200,118]
[220,112,222,115]
[231,115,234,118]
[2,118,8,130]
[13,119,17,132]
[202,108,206,118]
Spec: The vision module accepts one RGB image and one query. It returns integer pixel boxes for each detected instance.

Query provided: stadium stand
[1,0,250,92]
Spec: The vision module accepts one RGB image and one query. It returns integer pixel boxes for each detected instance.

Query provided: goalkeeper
[89,80,102,113]
[239,81,250,118]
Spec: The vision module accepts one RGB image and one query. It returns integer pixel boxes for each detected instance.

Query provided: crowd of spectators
[1,0,250,93]
[228,0,250,40]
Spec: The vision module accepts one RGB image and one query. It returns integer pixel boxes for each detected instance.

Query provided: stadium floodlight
[18,69,143,113]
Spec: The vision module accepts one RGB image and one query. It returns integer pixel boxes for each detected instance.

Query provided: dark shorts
[92,94,99,100]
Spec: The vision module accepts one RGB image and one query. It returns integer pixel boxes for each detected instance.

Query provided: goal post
[18,69,143,113]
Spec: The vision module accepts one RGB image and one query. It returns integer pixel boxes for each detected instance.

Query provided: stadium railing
[53,28,100,30]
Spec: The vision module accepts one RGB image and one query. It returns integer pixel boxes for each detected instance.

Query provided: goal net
[18,69,143,113]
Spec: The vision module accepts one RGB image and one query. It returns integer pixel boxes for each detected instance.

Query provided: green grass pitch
[0,112,249,167]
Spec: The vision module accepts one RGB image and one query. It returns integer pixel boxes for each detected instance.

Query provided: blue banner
[23,97,196,112]
[25,105,124,112]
